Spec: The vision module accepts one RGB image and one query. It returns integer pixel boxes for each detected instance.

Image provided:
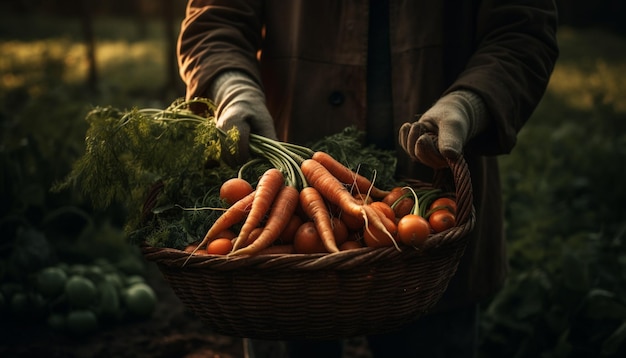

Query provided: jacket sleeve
[446,0,559,155]
[177,0,264,100]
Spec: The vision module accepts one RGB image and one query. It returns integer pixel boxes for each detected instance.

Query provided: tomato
[396,214,431,247]
[429,197,457,215]
[429,210,456,233]
[392,197,415,218]
[382,187,408,207]
[206,238,234,255]
[293,222,327,254]
[383,186,415,218]
[219,178,254,205]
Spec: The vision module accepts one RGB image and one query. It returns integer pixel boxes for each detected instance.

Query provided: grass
[483,26,626,357]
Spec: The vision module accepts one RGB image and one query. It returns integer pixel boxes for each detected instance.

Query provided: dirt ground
[0,262,372,358]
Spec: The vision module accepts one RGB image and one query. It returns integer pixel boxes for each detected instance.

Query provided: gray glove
[398,90,489,168]
[210,71,278,163]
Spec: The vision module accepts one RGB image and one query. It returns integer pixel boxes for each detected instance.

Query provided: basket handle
[421,134,475,248]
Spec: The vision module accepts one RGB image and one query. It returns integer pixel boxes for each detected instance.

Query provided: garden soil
[0,262,372,358]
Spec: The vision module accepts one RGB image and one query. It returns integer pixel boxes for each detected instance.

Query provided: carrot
[230,185,299,256]
[300,159,394,245]
[363,206,399,249]
[299,186,340,253]
[301,159,362,218]
[185,190,256,262]
[232,168,285,251]
[311,151,390,200]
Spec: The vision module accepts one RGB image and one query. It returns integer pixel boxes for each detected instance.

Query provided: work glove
[210,71,278,164]
[398,90,489,169]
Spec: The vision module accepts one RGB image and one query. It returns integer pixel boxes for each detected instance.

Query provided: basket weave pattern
[142,154,475,340]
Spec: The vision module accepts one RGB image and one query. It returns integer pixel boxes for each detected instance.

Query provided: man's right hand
[211,71,277,164]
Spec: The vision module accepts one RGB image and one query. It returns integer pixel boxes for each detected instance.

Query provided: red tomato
[396,214,431,247]
[429,197,457,215]
[219,178,254,205]
[206,238,234,255]
[428,210,456,233]
[293,222,327,254]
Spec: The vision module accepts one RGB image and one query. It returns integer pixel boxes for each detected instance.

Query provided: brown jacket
[177,0,559,310]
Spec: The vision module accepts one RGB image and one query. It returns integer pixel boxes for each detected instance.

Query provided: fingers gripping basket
[141,155,475,340]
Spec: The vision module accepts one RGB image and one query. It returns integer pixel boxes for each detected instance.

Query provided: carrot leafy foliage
[54,98,238,249]
[55,98,398,250]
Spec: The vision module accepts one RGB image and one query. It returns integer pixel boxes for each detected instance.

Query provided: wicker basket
[142,155,475,340]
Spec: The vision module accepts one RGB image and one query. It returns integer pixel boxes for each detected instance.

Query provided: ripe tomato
[206,238,234,255]
[428,210,456,233]
[293,222,327,254]
[383,186,415,218]
[382,187,408,207]
[396,214,431,247]
[219,178,254,205]
[429,197,457,215]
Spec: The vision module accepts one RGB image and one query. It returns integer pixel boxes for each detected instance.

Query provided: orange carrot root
[300,186,340,253]
[312,151,390,199]
[185,190,256,264]
[230,185,299,256]
[233,168,285,251]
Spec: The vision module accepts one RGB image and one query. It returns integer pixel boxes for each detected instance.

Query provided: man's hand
[211,71,277,164]
[399,90,489,168]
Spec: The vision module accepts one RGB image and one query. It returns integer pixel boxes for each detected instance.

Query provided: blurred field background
[1,1,625,357]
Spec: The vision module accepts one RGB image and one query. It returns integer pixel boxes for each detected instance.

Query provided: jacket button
[328,91,345,106]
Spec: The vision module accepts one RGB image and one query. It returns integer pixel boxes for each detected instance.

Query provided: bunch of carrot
[185,132,458,257]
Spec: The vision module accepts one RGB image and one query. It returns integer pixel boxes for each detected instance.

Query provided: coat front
[178,0,559,310]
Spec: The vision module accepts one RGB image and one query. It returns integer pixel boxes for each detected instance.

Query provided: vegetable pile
[2,255,157,338]
[57,98,459,257]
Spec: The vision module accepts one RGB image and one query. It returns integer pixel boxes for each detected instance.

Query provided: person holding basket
[177,0,559,357]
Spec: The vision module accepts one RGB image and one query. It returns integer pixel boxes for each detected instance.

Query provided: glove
[210,71,278,164]
[398,90,489,168]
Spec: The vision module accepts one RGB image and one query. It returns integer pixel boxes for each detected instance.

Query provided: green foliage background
[0,13,625,357]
